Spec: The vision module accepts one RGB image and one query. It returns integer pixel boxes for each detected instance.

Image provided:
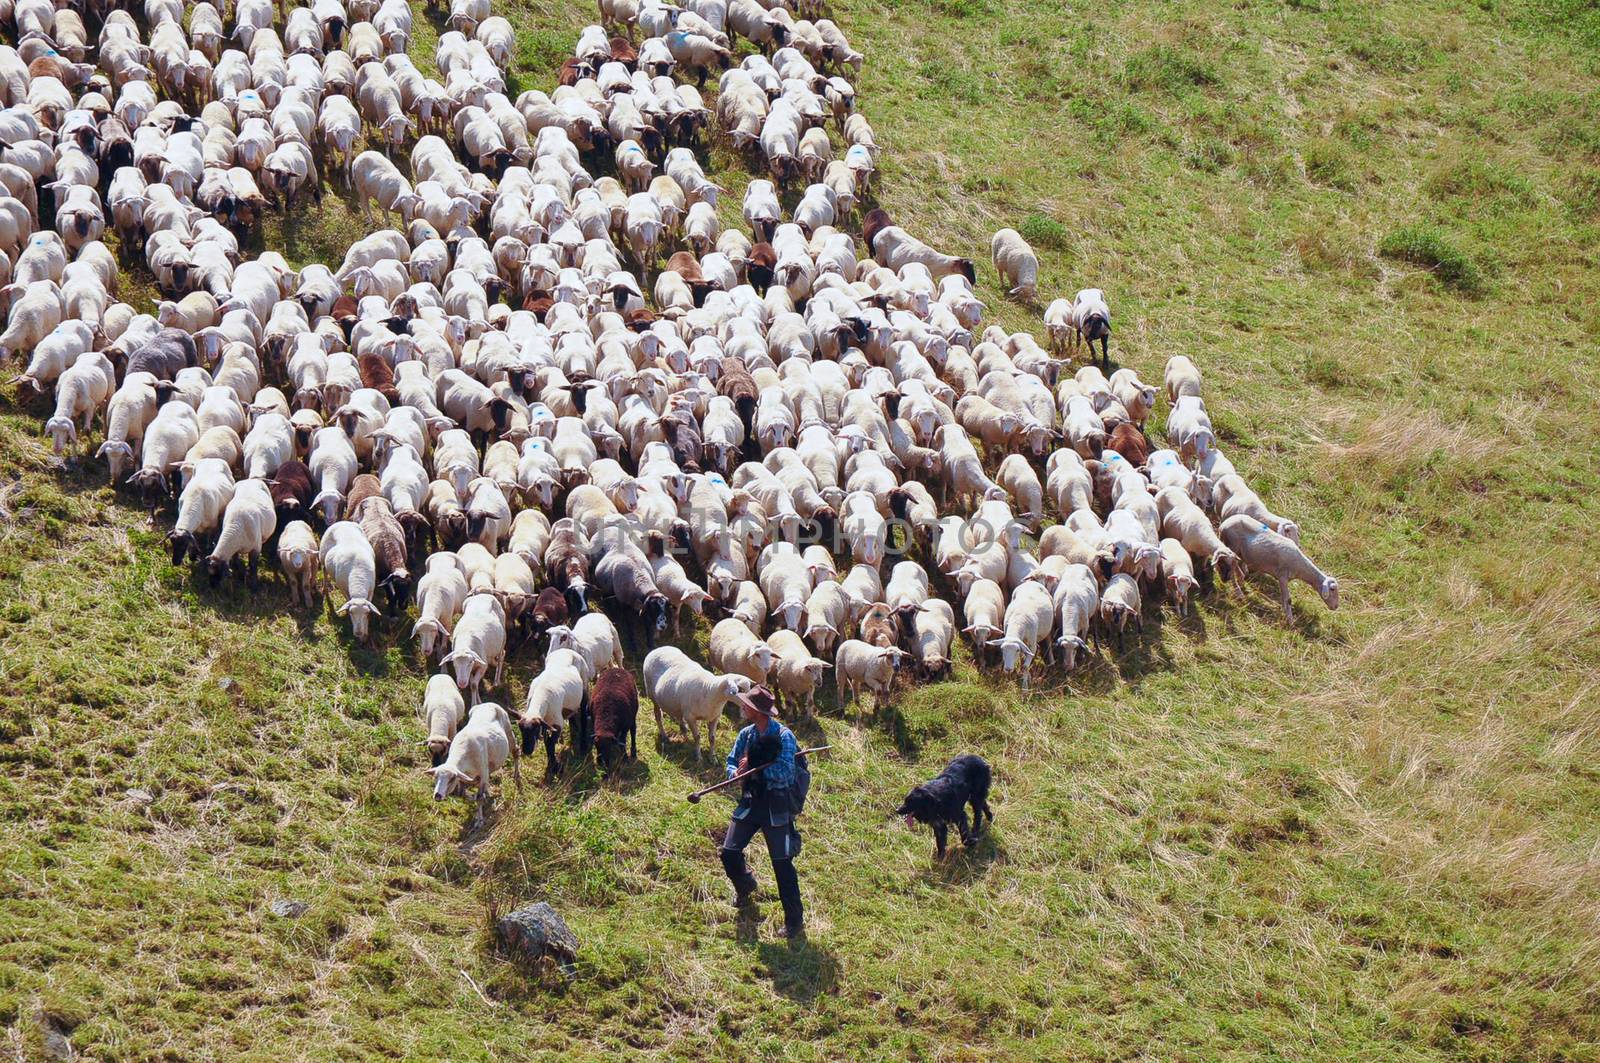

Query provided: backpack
[789,747,811,817]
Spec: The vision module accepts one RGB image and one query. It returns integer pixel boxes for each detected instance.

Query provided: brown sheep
[591,666,639,776]
[609,36,637,65]
[746,242,776,290]
[717,355,758,435]
[1108,422,1151,467]
[357,353,399,403]
[346,473,382,512]
[353,496,412,614]
[529,586,569,642]
[667,250,715,305]
[544,522,591,618]
[267,459,314,527]
[862,208,894,256]
[860,602,900,649]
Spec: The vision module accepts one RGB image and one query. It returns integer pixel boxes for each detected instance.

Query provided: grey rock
[497,902,579,968]
[218,678,240,694]
[123,788,154,807]
[270,900,308,919]
[35,1012,73,1060]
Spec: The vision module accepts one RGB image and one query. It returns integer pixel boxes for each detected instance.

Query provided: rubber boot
[772,858,803,939]
[720,849,758,907]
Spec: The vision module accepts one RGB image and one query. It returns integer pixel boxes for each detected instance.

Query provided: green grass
[1378,223,1487,295]
[6,0,1600,1058]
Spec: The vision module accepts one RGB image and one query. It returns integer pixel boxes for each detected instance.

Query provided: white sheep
[765,629,831,717]
[204,477,277,587]
[1156,486,1243,590]
[996,580,1053,687]
[96,373,159,484]
[420,673,467,767]
[519,652,589,773]
[1109,368,1157,427]
[320,520,381,644]
[1166,395,1215,464]
[649,550,711,634]
[444,592,509,702]
[1051,563,1099,670]
[412,553,469,661]
[1043,298,1075,355]
[426,701,516,827]
[642,645,750,761]
[276,520,320,608]
[1212,473,1300,543]
[1098,572,1142,650]
[43,350,114,455]
[833,638,908,715]
[759,550,813,633]
[803,580,852,657]
[990,228,1038,301]
[1158,538,1200,617]
[910,597,956,678]
[1218,515,1338,624]
[546,612,623,682]
[168,457,235,566]
[1164,354,1202,403]
[709,617,776,684]
[996,453,1044,527]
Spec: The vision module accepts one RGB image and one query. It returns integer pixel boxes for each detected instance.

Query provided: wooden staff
[686,745,831,803]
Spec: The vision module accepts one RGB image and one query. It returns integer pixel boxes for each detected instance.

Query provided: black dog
[895,754,995,858]
[742,730,783,803]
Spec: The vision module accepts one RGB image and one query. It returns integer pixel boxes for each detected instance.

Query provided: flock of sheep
[1,0,1340,820]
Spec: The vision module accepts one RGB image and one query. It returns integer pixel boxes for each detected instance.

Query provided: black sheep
[591,667,638,775]
[529,587,569,643]
[267,459,314,528]
[125,328,198,381]
[717,356,758,436]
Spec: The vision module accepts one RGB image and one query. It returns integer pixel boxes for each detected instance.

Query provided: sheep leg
[1278,577,1294,625]
[954,807,973,848]
[543,729,559,780]
[654,703,666,748]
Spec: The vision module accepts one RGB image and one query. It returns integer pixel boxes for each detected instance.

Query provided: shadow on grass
[755,937,840,1003]
[917,827,1005,888]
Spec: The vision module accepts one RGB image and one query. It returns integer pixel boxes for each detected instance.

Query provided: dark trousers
[720,813,803,930]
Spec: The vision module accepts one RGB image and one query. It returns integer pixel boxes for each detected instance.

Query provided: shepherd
[718,685,808,940]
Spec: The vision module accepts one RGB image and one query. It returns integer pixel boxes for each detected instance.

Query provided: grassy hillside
[5,0,1600,1059]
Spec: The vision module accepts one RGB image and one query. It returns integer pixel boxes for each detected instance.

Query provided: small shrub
[931,0,994,16]
[917,62,984,105]
[1304,137,1356,190]
[1018,213,1070,251]
[1121,45,1220,94]
[1424,157,1536,206]
[1304,352,1357,389]
[1379,224,1486,294]
[1184,135,1234,173]
[1070,97,1157,145]
[1559,168,1600,217]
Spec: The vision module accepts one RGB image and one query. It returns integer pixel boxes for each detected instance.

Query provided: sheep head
[995,636,1033,673]
[337,596,380,643]
[426,762,468,800]
[1318,576,1339,611]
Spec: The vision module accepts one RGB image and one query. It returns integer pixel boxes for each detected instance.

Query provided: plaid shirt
[727,719,798,824]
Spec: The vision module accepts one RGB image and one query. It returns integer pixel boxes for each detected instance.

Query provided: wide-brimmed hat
[734,685,779,718]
